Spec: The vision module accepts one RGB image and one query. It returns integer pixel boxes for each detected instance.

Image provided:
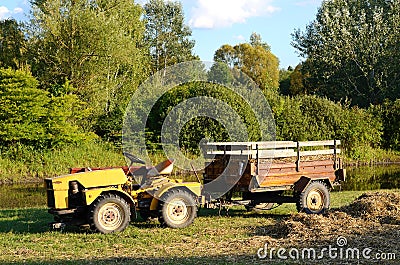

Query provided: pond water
[0,164,399,209]
[341,164,400,191]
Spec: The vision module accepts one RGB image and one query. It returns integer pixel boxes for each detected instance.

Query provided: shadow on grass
[198,206,290,220]
[0,208,53,234]
[0,206,290,234]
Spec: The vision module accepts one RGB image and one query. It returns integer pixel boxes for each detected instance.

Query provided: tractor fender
[149,182,202,211]
[85,188,135,206]
[293,176,333,193]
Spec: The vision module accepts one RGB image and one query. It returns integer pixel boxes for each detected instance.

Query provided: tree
[0,19,26,69]
[214,33,280,92]
[27,0,149,116]
[376,99,400,151]
[144,0,197,73]
[207,61,234,84]
[279,66,293,95]
[292,0,400,107]
[0,68,91,148]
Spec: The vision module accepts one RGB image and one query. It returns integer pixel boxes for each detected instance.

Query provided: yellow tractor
[45,153,202,233]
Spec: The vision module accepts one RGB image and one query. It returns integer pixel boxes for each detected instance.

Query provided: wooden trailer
[202,140,346,214]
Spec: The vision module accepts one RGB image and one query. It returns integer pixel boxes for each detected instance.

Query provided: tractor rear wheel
[89,193,130,233]
[296,181,330,214]
[158,189,197,228]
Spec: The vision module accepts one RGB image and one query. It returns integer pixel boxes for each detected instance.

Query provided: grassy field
[1,190,398,265]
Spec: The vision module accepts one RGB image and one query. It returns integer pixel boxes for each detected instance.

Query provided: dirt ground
[248,191,400,264]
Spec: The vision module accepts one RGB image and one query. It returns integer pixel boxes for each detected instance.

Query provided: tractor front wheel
[89,193,130,233]
[158,189,197,228]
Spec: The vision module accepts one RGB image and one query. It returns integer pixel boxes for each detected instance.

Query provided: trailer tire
[89,193,130,233]
[158,189,197,228]
[296,181,330,214]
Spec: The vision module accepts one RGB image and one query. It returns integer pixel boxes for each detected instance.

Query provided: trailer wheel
[89,194,130,233]
[158,189,197,228]
[296,181,330,214]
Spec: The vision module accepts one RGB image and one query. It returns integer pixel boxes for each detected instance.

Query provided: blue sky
[0,0,322,68]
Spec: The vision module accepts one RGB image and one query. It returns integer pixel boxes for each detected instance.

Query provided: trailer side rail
[203,140,341,173]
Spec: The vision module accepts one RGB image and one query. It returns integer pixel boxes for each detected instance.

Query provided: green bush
[0,68,93,149]
[146,81,262,153]
[266,92,383,159]
[376,99,400,151]
[0,140,125,183]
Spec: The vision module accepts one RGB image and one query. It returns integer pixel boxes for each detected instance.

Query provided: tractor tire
[158,189,197,229]
[296,181,330,214]
[88,193,130,233]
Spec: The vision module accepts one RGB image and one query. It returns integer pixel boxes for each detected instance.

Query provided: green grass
[0,141,197,184]
[0,141,126,184]
[0,183,46,209]
[0,190,397,265]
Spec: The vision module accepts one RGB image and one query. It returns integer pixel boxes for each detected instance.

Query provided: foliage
[214,33,280,92]
[94,108,124,144]
[144,0,197,73]
[292,0,400,107]
[146,81,261,152]
[27,0,149,117]
[278,66,293,95]
[0,0,398,166]
[0,140,125,183]
[373,99,400,151]
[266,92,382,159]
[0,68,92,148]
[0,19,26,69]
[207,61,234,84]
[287,63,315,95]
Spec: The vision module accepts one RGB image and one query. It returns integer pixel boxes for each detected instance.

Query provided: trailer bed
[203,140,345,192]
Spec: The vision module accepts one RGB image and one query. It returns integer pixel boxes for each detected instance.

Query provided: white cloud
[13,7,23,14]
[189,0,279,29]
[234,34,245,41]
[0,6,25,20]
[0,6,11,20]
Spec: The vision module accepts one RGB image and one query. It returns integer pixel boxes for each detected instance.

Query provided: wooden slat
[204,141,251,146]
[206,148,340,157]
[299,140,340,147]
[206,149,297,158]
[257,149,297,158]
[206,140,339,148]
[268,159,334,169]
[205,141,297,148]
[206,150,251,156]
[300,149,340,156]
[259,173,336,188]
[250,141,297,149]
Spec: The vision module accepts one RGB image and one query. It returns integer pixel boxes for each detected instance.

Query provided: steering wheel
[123,152,146,165]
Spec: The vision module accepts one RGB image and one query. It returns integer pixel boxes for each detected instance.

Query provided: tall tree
[143,0,197,73]
[278,66,293,95]
[0,19,26,69]
[214,33,280,91]
[292,0,400,107]
[0,68,90,148]
[27,0,149,116]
